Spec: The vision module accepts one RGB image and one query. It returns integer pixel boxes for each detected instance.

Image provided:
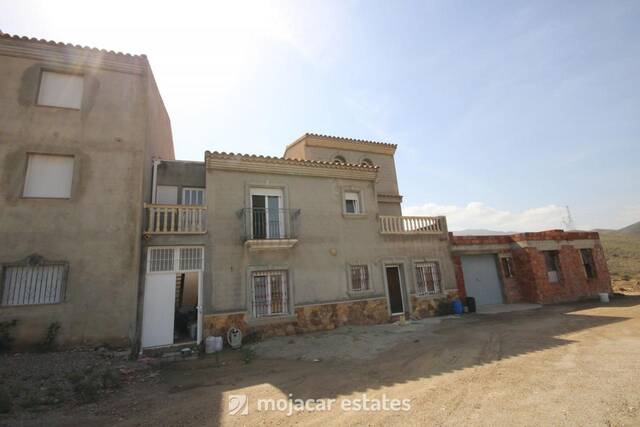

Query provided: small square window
[23,154,74,199]
[501,257,515,278]
[543,250,561,283]
[182,188,205,205]
[350,265,370,292]
[580,249,597,279]
[37,71,84,109]
[344,192,360,214]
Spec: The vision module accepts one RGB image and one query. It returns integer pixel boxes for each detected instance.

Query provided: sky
[2,0,639,231]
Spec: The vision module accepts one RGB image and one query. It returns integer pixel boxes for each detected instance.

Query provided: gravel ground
[1,296,639,426]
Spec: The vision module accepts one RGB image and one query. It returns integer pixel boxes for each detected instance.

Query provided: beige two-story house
[140,134,456,349]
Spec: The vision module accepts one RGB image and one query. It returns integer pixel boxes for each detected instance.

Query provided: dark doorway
[385,266,405,314]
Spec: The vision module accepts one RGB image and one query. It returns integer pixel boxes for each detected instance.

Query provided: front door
[141,272,176,348]
[385,266,405,314]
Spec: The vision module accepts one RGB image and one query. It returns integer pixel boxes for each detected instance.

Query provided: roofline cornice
[205,151,379,180]
[286,133,397,156]
[0,33,147,75]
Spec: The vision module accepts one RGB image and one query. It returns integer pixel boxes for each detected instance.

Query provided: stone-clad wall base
[203,298,389,341]
[409,292,458,319]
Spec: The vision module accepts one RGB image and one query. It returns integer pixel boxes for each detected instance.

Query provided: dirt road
[5,297,640,426]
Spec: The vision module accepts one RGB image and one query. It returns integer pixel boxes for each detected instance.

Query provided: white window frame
[182,187,205,206]
[415,261,441,296]
[344,191,361,214]
[37,70,84,109]
[252,270,289,317]
[249,188,284,239]
[23,154,75,199]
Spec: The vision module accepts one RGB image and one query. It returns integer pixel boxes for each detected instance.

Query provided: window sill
[342,213,368,219]
[246,314,297,326]
[347,289,376,298]
[412,292,447,300]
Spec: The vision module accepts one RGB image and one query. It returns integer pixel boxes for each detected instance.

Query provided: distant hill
[618,221,640,236]
[451,229,516,236]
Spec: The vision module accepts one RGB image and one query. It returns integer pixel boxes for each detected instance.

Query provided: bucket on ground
[599,293,610,303]
[466,296,477,313]
[452,299,463,315]
[205,336,223,353]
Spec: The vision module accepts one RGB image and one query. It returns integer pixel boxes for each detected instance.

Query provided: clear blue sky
[2,0,639,231]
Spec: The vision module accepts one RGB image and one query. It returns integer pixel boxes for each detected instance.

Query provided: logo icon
[228,394,249,415]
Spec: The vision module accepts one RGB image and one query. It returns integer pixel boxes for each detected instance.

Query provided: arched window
[360,158,373,167]
[333,155,346,164]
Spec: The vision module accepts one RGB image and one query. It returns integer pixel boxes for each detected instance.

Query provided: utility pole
[561,205,575,230]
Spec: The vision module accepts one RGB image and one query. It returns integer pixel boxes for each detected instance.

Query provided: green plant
[0,319,18,353]
[38,322,61,352]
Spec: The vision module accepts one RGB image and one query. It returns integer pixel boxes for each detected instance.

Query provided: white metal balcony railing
[379,215,446,235]
[144,204,207,234]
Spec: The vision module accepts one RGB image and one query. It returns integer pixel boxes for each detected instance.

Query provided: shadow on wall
[145,297,640,424]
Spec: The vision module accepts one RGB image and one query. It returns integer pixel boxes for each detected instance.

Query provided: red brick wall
[451,230,612,305]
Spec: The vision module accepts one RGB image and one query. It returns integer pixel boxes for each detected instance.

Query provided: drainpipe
[151,159,161,203]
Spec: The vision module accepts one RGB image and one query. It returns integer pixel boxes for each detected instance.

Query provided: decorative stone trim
[205,151,379,180]
[287,133,397,155]
[377,193,403,204]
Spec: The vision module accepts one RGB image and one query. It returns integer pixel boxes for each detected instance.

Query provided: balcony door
[250,188,284,239]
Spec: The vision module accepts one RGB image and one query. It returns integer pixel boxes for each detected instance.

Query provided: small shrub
[0,389,11,413]
[0,319,18,353]
[38,322,61,352]
[67,367,122,403]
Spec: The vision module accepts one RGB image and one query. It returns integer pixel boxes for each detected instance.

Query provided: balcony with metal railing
[239,208,300,250]
[144,204,207,235]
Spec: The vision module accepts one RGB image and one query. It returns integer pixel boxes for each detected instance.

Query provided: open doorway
[174,272,199,344]
[142,247,204,349]
[385,265,406,315]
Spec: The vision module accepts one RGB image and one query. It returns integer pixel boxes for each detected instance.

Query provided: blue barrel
[452,299,463,315]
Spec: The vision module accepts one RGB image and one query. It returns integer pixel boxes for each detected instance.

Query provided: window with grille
[148,247,204,273]
[350,265,370,291]
[501,257,515,278]
[1,260,68,306]
[179,247,203,271]
[580,249,597,279]
[415,262,441,296]
[148,248,175,272]
[252,271,288,317]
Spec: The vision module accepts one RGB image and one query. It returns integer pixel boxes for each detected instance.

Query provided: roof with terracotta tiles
[0,31,145,59]
[205,150,379,171]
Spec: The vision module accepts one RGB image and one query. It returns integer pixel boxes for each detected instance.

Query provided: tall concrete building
[0,33,173,346]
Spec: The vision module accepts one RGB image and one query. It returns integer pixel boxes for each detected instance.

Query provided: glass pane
[253,275,268,316]
[267,196,281,238]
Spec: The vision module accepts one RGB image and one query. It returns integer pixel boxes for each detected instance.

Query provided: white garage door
[461,255,504,306]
